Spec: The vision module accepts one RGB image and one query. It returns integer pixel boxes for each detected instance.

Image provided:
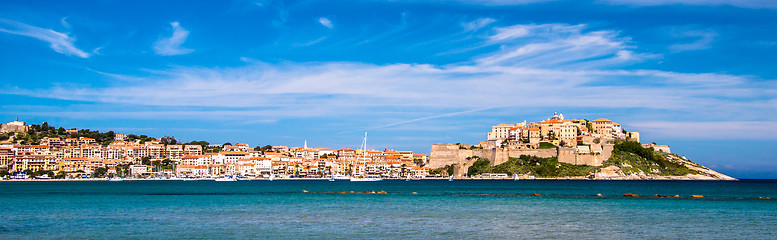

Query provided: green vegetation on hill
[602,141,697,176]
[467,155,595,178]
[11,123,117,145]
[6,122,211,148]
[537,142,557,149]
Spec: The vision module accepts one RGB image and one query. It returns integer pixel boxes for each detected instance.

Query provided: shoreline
[0,176,739,182]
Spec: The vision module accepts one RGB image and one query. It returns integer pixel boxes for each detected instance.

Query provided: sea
[1,179,776,239]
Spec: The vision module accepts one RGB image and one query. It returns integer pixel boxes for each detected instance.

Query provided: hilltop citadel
[429,112,730,180]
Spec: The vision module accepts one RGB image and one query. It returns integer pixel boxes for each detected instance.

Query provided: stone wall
[0,124,27,133]
[642,143,671,153]
[429,143,558,176]
[558,144,614,166]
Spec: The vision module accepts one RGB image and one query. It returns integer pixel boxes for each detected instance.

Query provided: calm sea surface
[1,179,776,239]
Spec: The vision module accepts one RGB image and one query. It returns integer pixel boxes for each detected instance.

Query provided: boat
[348,132,383,182]
[236,175,250,181]
[214,176,236,182]
[350,177,383,182]
[514,174,519,181]
[108,177,123,182]
[449,175,454,182]
[35,175,51,180]
[269,175,275,181]
[331,174,351,181]
[11,173,28,180]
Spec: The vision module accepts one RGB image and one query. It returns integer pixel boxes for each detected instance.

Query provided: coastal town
[0,119,431,180]
[0,113,733,181]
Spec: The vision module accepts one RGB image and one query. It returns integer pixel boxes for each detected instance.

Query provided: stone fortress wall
[430,143,557,176]
[430,143,615,176]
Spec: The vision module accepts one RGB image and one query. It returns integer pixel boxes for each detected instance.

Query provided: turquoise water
[1,180,776,239]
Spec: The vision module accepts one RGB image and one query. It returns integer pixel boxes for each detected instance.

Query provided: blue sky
[1,0,775,178]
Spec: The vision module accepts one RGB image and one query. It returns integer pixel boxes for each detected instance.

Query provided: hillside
[463,141,735,180]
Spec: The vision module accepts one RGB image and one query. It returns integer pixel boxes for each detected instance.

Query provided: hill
[463,141,735,180]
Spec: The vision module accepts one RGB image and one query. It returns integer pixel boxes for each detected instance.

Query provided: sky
[0,0,775,178]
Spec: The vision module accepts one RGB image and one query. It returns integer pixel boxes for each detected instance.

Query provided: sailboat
[350,132,383,182]
[513,174,520,181]
[449,175,454,182]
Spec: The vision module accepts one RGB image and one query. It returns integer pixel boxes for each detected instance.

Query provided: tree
[160,136,177,145]
[261,145,272,152]
[187,141,209,147]
[141,156,152,165]
[93,167,108,178]
[223,142,232,146]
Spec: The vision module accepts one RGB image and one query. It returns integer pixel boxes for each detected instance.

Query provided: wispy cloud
[318,17,333,29]
[7,23,776,139]
[629,121,777,139]
[668,29,717,52]
[60,17,71,29]
[153,21,193,56]
[296,36,328,46]
[391,0,555,6]
[599,0,777,9]
[0,19,90,58]
[479,23,653,68]
[462,18,496,31]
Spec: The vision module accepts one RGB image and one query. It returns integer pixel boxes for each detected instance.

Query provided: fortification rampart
[429,144,557,176]
[431,143,618,176]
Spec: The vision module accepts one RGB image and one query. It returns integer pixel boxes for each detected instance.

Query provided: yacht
[331,174,351,181]
[214,176,236,182]
[348,132,383,182]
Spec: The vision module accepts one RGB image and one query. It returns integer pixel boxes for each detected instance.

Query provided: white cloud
[629,121,777,139]
[668,29,717,52]
[60,17,71,29]
[8,23,776,139]
[600,0,777,9]
[318,17,333,29]
[480,24,653,68]
[0,19,90,58]
[397,0,555,6]
[462,18,496,31]
[153,21,194,56]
